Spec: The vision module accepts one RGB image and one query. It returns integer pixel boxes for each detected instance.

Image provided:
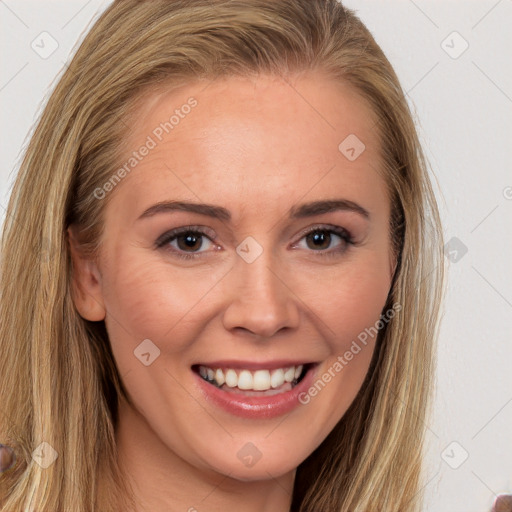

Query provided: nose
[221,250,300,339]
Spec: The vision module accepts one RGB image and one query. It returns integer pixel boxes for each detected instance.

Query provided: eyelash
[154,224,355,261]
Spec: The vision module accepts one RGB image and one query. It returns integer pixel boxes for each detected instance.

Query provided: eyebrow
[137,198,370,222]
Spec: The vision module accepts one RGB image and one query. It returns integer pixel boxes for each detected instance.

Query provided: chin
[200,443,305,483]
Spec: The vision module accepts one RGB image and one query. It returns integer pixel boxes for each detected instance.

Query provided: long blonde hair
[0,1,445,510]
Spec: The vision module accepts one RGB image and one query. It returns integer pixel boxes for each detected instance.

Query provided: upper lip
[192,360,317,371]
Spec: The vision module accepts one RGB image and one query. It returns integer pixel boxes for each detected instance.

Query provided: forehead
[109,73,388,225]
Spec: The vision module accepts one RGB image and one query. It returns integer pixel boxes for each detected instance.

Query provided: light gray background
[1,1,511,511]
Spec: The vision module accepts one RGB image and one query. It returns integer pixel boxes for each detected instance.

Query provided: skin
[68,73,395,512]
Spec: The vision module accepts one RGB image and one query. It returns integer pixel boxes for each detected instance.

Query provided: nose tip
[222,258,300,338]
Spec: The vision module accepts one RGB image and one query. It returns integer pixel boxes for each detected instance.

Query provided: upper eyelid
[154,225,216,246]
[294,223,352,239]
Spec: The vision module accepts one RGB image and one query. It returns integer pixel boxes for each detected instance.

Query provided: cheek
[297,253,392,352]
[332,268,390,344]
[100,250,224,358]
[294,263,392,441]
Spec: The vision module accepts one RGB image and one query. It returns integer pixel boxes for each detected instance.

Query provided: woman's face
[70,73,395,481]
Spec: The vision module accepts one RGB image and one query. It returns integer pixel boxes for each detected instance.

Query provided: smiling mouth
[192,363,313,396]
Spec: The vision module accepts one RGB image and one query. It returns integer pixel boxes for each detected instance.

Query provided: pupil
[309,231,330,250]
[179,234,201,251]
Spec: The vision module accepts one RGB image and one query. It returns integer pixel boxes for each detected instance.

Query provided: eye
[155,226,218,260]
[293,225,354,257]
[155,224,355,261]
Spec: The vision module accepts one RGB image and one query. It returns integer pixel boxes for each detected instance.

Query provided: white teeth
[225,369,238,388]
[284,367,295,383]
[197,364,306,391]
[215,368,225,386]
[270,369,285,388]
[237,370,253,390]
[253,370,271,391]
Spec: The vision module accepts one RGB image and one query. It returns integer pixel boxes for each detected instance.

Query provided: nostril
[493,494,512,512]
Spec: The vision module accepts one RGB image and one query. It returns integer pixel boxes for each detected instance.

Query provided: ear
[67,225,106,321]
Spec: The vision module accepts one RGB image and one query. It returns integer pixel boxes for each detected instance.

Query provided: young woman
[0,1,444,510]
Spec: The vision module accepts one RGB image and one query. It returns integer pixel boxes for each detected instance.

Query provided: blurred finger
[0,444,16,473]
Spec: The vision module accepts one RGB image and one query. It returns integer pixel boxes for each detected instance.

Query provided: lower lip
[193,365,318,419]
